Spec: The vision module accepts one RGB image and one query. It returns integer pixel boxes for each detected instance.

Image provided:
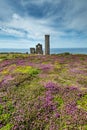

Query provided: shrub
[15,66,39,76]
[0,123,13,130]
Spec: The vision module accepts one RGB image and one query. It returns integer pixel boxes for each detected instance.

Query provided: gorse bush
[15,66,39,76]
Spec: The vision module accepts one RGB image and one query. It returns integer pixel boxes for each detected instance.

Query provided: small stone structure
[30,44,43,54]
[30,48,35,54]
[36,43,43,54]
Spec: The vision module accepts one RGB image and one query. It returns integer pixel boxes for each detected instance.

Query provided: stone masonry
[45,35,50,55]
[30,48,35,54]
[36,43,43,54]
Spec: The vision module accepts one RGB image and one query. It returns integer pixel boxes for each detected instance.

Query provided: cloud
[0,13,54,39]
[0,0,15,21]
[62,0,87,31]
[0,26,27,38]
[0,0,87,48]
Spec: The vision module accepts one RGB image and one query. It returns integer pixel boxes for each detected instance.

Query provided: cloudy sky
[0,0,87,48]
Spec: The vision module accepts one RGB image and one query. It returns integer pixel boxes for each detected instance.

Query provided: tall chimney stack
[45,35,50,55]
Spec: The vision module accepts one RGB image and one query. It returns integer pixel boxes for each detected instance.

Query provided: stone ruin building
[30,44,43,54]
[30,35,50,55]
[30,48,35,54]
[36,43,43,54]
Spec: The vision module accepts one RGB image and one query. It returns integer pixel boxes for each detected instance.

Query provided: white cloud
[62,0,87,31]
[1,13,54,40]
[0,39,32,48]
[12,13,21,20]
[0,0,87,48]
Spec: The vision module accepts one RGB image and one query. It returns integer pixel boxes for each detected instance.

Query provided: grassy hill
[0,53,87,130]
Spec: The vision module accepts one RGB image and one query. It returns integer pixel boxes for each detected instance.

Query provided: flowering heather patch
[2,75,14,84]
[39,64,53,71]
[0,53,87,130]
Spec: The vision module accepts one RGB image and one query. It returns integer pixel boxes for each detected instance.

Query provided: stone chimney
[45,35,50,55]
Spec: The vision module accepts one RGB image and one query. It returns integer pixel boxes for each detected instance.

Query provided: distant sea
[0,48,87,54]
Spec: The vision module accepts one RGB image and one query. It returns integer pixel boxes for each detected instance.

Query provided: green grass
[0,105,3,115]
[0,123,13,130]
[0,100,14,129]
[0,113,11,123]
[54,95,64,108]
[77,94,87,111]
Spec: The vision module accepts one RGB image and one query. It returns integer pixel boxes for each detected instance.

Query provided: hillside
[0,53,87,130]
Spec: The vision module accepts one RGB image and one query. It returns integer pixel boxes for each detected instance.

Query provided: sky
[0,0,87,48]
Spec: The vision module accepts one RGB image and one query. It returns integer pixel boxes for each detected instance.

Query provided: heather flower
[65,102,77,115]
[44,91,54,109]
[45,82,56,90]
[78,93,83,98]
[69,86,78,90]
[55,112,60,118]
[0,124,3,129]
[39,64,53,71]
[2,75,14,84]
